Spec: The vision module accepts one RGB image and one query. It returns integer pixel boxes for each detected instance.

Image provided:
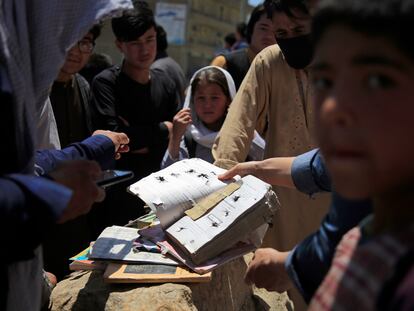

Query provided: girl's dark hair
[264,0,310,19]
[246,5,269,44]
[111,1,156,42]
[191,68,231,104]
[312,0,414,60]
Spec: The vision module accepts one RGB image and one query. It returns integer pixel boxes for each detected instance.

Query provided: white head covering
[182,66,265,161]
[183,66,236,149]
[0,0,133,172]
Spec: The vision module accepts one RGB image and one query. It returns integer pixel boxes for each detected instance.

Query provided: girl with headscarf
[161,66,264,168]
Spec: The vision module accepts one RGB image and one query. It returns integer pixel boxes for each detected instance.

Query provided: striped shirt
[309,220,414,310]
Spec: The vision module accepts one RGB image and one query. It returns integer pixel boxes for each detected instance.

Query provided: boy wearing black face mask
[212,1,328,309]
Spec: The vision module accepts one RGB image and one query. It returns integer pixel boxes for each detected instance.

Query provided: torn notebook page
[128,158,238,228]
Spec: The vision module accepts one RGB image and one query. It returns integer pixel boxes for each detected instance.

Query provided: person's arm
[219,149,331,194]
[291,149,331,195]
[219,157,295,188]
[212,49,270,169]
[35,132,129,174]
[245,248,294,292]
[161,138,190,169]
[242,193,371,300]
[210,55,227,68]
[285,193,372,302]
[0,175,71,263]
[166,108,191,159]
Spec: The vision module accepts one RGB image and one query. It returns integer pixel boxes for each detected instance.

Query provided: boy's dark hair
[111,1,156,42]
[312,0,414,60]
[246,5,268,44]
[236,22,247,39]
[156,24,168,52]
[89,24,103,41]
[264,0,310,19]
[224,33,236,47]
[191,67,231,105]
[79,53,113,84]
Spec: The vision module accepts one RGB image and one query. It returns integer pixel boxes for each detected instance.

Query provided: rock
[49,257,291,311]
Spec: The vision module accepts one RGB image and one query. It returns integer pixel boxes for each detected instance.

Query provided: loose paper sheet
[89,226,178,266]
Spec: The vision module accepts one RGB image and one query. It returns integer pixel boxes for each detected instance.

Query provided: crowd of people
[1,0,414,310]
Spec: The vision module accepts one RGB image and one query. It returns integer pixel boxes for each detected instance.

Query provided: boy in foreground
[308,0,414,308]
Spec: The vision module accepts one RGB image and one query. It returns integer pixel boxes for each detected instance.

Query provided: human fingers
[218,163,252,181]
[244,257,257,286]
[118,144,130,153]
[175,111,192,123]
[95,186,106,202]
[93,130,130,151]
[112,132,130,146]
[174,109,188,119]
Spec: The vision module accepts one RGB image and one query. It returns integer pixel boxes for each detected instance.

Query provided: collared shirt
[286,149,372,302]
[291,149,331,195]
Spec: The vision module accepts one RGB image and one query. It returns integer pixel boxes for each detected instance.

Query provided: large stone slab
[49,257,291,311]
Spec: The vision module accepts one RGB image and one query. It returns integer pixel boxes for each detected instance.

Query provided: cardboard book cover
[104,263,212,283]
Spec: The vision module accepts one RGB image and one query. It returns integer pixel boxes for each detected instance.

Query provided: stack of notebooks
[70,158,278,284]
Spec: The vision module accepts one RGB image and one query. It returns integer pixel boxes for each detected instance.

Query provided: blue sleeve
[35,134,115,174]
[285,193,372,302]
[0,174,71,263]
[291,149,332,195]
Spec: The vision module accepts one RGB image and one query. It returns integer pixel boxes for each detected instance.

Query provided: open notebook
[128,158,278,265]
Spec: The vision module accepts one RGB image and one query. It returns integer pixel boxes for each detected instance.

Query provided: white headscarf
[183,66,265,160]
[183,66,236,149]
[0,0,133,172]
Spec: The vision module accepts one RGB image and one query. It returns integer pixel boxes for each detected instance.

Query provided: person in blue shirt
[219,149,372,302]
[0,0,133,309]
[35,130,128,176]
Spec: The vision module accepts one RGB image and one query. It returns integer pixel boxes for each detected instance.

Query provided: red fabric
[309,225,414,310]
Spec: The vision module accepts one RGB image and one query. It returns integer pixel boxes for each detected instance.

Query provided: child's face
[116,27,157,71]
[193,82,229,131]
[312,25,414,199]
[250,14,277,55]
[60,32,94,76]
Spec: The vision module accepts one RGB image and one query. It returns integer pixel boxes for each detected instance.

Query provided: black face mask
[277,34,313,69]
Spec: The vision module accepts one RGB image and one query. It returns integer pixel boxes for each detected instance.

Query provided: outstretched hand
[218,158,295,188]
[93,130,130,160]
[218,162,259,181]
[245,248,293,292]
[172,108,192,140]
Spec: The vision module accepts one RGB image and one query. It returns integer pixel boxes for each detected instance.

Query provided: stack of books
[69,158,277,284]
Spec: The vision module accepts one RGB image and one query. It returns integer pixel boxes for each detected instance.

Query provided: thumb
[218,168,236,181]
[95,187,106,202]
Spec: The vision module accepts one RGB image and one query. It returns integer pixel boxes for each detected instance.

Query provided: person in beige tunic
[212,2,329,309]
[213,8,329,253]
